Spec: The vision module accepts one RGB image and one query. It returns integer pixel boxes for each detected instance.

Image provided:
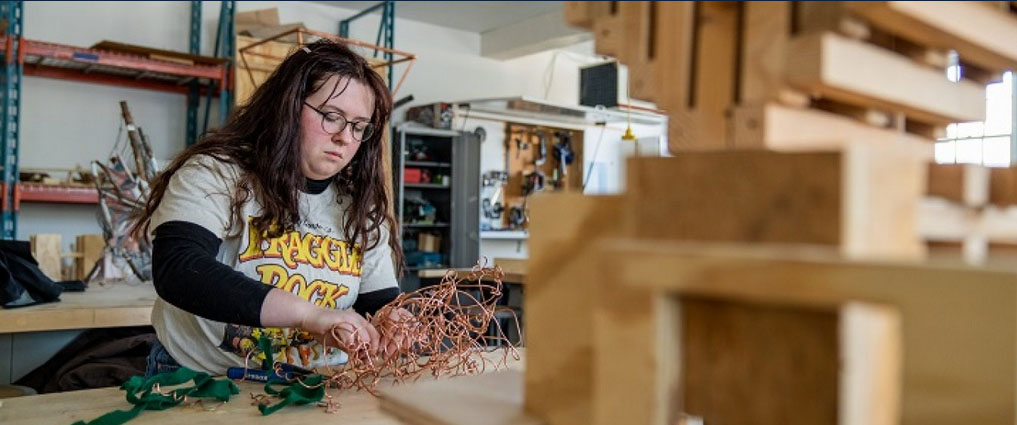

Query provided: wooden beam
[563,1,613,29]
[380,370,540,425]
[926,163,990,207]
[623,149,927,260]
[845,1,1017,74]
[785,31,986,125]
[525,194,625,425]
[605,238,1017,425]
[731,102,934,154]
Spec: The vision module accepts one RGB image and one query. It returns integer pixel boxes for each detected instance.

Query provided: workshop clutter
[482,123,582,231]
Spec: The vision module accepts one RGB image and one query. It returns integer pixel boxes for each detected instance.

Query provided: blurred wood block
[30,234,61,281]
[623,151,926,260]
[785,32,986,125]
[525,194,624,425]
[75,234,105,280]
[990,167,1017,206]
[845,1,1017,75]
[740,2,792,104]
[927,163,990,207]
[235,7,280,33]
[380,371,540,425]
[594,276,901,425]
[563,1,613,29]
[604,239,1017,425]
[731,103,934,153]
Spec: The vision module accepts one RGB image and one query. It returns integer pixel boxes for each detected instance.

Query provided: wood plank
[525,194,624,425]
[990,166,1017,205]
[731,102,934,155]
[90,41,227,66]
[784,31,986,125]
[688,301,900,425]
[740,1,792,104]
[380,370,539,425]
[926,163,990,206]
[75,234,105,280]
[563,1,613,29]
[672,1,739,151]
[605,238,1017,425]
[592,269,678,425]
[29,233,61,281]
[0,281,155,333]
[794,2,871,40]
[845,1,1017,74]
[623,150,926,260]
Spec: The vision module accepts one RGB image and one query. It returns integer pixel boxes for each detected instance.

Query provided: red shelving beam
[0,36,227,95]
[19,183,98,205]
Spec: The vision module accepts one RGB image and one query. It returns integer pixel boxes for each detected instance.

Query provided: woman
[133,39,408,375]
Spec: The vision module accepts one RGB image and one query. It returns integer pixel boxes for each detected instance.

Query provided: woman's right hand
[299,308,380,354]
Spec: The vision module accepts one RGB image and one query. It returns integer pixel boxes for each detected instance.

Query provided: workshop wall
[17,1,605,249]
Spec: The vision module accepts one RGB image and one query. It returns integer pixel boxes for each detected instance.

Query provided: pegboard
[502,123,584,230]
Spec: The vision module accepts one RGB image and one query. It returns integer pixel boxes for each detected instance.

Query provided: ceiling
[310,1,564,33]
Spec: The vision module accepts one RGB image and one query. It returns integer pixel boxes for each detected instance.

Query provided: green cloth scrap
[257,374,326,415]
[71,367,239,425]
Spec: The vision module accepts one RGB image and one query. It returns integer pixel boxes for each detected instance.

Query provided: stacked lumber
[378,3,1017,425]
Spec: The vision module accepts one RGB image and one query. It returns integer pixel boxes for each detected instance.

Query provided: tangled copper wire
[251,259,522,410]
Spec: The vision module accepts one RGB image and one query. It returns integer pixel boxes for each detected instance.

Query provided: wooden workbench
[0,351,525,425]
[417,258,527,284]
[0,281,155,333]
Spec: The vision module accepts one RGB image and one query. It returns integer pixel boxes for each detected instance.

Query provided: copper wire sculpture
[249,259,522,412]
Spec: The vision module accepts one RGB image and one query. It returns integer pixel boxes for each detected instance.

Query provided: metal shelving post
[201,0,235,136]
[0,0,22,239]
[339,1,395,92]
[186,0,201,146]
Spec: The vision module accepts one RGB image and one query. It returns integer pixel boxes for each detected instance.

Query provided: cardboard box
[418,233,441,253]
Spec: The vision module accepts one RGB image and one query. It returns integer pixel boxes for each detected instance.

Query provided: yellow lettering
[304,234,324,268]
[319,282,350,309]
[256,264,288,288]
[281,272,306,294]
[323,237,341,272]
[264,233,287,259]
[336,241,351,274]
[283,231,301,269]
[238,218,263,262]
[299,280,327,302]
[349,243,362,276]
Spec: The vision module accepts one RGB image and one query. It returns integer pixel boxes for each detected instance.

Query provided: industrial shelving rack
[0,0,235,239]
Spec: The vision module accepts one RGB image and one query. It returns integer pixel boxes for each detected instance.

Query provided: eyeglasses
[303,102,375,142]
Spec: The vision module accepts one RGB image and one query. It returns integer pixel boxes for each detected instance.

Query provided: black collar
[303,176,332,194]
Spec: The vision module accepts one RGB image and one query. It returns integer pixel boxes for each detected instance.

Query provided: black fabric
[0,239,67,308]
[304,176,332,194]
[15,326,156,393]
[152,221,271,327]
[353,287,399,317]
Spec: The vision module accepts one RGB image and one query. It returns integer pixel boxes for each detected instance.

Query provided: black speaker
[579,61,618,108]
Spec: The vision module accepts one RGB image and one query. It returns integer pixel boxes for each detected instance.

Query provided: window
[935,71,1014,167]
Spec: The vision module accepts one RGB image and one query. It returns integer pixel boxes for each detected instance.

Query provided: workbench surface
[0,281,155,333]
[417,258,527,284]
[0,351,524,425]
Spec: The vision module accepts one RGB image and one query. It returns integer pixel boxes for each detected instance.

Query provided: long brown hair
[133,39,402,275]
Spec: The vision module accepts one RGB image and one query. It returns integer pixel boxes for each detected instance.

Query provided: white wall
[16,1,632,256]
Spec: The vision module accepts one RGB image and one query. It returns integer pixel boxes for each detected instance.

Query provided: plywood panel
[75,234,105,280]
[29,234,61,281]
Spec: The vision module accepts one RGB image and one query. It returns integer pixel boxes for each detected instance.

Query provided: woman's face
[299,75,375,180]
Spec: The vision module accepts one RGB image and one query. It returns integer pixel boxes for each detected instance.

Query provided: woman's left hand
[378,307,416,357]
